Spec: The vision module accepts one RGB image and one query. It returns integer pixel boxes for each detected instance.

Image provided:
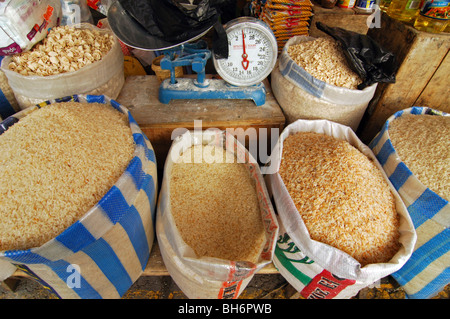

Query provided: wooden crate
[116,75,286,175]
[359,12,450,143]
[309,2,371,38]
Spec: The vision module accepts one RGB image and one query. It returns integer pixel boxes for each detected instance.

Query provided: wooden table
[116,75,286,172]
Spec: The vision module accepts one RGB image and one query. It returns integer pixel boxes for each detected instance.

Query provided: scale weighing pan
[107,3,271,106]
[107,1,215,51]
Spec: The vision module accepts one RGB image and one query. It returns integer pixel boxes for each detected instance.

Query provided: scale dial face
[213,17,278,87]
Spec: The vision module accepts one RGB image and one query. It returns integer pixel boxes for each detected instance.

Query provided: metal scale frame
[107,2,277,107]
[157,40,267,106]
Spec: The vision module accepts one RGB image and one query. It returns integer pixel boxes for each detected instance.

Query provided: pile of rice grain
[287,37,362,90]
[170,144,265,264]
[0,102,134,251]
[279,132,401,266]
[388,114,449,201]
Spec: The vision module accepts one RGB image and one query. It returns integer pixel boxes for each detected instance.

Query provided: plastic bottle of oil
[413,0,450,33]
[379,0,393,12]
[387,0,422,24]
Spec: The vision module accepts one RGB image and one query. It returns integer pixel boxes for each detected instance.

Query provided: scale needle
[241,29,249,70]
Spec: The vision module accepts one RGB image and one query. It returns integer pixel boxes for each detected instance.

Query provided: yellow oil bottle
[387,0,422,24]
[413,0,449,33]
[379,0,393,12]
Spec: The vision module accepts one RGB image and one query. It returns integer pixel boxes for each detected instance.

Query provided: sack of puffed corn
[0,23,124,109]
[271,36,377,131]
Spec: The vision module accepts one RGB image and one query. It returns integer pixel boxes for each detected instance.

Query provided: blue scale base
[158,78,266,106]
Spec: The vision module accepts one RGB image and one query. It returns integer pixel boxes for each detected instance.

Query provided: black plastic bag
[316,22,398,90]
[118,0,231,58]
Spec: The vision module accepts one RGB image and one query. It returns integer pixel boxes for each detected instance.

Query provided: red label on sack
[87,0,100,10]
[218,280,243,299]
[43,5,54,21]
[301,269,356,299]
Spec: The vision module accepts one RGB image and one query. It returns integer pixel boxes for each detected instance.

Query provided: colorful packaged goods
[251,0,313,52]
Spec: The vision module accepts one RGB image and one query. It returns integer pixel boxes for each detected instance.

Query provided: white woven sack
[156,129,279,299]
[267,119,417,298]
[0,23,124,109]
[272,36,377,131]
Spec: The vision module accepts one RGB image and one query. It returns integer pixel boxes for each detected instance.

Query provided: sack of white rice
[369,106,449,299]
[156,129,278,299]
[266,119,416,299]
[0,94,158,299]
[0,24,124,109]
[271,36,377,131]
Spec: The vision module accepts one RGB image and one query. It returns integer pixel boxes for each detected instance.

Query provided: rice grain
[279,132,400,266]
[388,114,449,201]
[169,144,265,264]
[287,37,362,90]
[0,102,134,251]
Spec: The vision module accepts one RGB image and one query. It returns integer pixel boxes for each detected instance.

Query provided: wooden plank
[359,12,450,143]
[310,9,370,38]
[116,76,285,127]
[415,51,450,112]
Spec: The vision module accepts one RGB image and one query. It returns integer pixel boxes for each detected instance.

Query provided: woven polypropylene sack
[271,36,377,131]
[156,129,279,299]
[267,119,417,299]
[0,24,125,109]
[369,106,449,299]
[0,94,158,299]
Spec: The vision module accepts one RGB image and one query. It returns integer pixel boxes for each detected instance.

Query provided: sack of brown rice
[0,24,124,109]
[271,36,377,131]
[0,94,158,299]
[266,118,416,299]
[156,129,278,299]
[369,106,449,299]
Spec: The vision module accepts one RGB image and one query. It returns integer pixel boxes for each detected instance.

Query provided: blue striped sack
[0,94,158,299]
[369,106,449,299]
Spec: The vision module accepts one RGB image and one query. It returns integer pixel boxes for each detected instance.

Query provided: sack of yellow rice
[0,94,158,299]
[271,36,378,131]
[0,24,124,109]
[369,106,449,299]
[266,119,416,299]
[156,129,278,299]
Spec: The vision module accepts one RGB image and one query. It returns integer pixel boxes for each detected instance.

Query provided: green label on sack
[275,233,314,286]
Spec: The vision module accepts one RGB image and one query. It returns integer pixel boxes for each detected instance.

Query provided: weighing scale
[107,2,278,106]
